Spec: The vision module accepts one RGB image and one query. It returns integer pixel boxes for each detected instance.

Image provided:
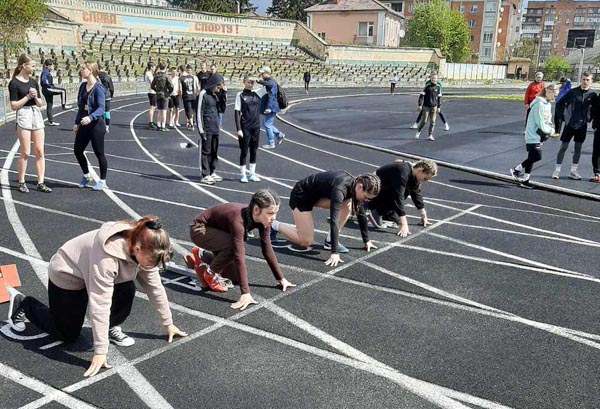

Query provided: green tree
[267,0,320,21]
[542,54,571,79]
[511,38,537,60]
[168,0,256,14]
[406,0,470,62]
[0,0,47,67]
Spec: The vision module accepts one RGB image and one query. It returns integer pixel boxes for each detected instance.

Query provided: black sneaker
[519,180,534,189]
[277,133,286,145]
[7,287,26,332]
[148,122,158,130]
[36,183,52,193]
[17,182,29,193]
[108,326,135,347]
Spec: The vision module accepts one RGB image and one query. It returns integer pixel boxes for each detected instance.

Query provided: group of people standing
[512,71,600,186]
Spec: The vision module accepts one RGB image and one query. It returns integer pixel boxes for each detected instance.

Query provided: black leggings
[521,143,542,173]
[74,117,108,179]
[21,280,135,344]
[239,126,260,166]
[42,87,67,123]
[183,99,195,121]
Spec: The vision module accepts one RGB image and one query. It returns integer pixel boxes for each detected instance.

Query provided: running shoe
[590,175,600,183]
[7,287,26,332]
[551,170,560,180]
[510,167,524,181]
[79,175,94,188]
[148,122,158,129]
[270,228,288,245]
[289,243,313,252]
[210,173,223,182]
[240,174,249,183]
[277,133,286,145]
[367,210,384,228]
[519,180,534,189]
[47,121,60,126]
[109,326,135,347]
[203,271,228,292]
[92,181,107,191]
[569,171,582,180]
[262,143,276,149]
[323,239,349,254]
[444,123,450,131]
[248,173,261,182]
[105,126,110,134]
[183,247,209,288]
[200,175,215,185]
[427,135,435,141]
[62,104,73,110]
[17,182,29,193]
[410,123,418,129]
[414,132,420,140]
[37,183,52,193]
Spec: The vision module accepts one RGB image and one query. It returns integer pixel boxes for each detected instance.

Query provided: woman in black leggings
[73,62,108,191]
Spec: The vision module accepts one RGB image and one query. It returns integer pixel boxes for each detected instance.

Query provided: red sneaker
[183,248,208,288]
[203,271,228,293]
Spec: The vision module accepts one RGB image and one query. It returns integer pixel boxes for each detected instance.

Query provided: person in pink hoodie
[6,216,187,377]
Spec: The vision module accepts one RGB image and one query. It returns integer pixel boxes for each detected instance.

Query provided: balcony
[522,24,541,34]
[353,35,376,45]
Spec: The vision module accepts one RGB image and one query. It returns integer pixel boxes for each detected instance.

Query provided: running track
[0,88,599,409]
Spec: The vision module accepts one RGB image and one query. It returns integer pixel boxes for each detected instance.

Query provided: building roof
[306,0,405,19]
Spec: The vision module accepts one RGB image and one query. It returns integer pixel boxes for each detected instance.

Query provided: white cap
[258,66,271,74]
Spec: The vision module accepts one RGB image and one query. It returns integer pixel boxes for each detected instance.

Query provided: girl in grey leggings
[553,126,586,180]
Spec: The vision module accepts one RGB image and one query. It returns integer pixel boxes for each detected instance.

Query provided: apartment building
[525,0,600,64]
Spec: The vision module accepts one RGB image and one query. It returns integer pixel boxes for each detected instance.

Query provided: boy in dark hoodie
[151,62,173,131]
[415,72,442,141]
[197,73,225,185]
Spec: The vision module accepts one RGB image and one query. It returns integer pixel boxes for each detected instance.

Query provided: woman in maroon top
[189,189,295,310]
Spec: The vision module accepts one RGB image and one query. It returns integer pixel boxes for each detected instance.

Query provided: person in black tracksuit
[553,72,596,180]
[235,75,267,183]
[197,73,225,185]
[98,67,114,133]
[590,93,600,182]
[366,160,437,237]
[416,72,442,141]
[40,59,71,125]
[269,171,381,267]
[303,71,311,94]
[180,64,199,129]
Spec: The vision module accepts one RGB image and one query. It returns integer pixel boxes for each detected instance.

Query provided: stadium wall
[327,45,445,69]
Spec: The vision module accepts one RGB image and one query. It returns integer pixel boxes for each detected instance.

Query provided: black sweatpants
[74,117,108,179]
[21,280,136,344]
[200,133,219,177]
[593,129,600,175]
[42,87,67,123]
[521,143,542,174]
[239,126,260,166]
[183,99,195,121]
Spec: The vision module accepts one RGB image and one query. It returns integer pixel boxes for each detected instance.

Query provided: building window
[484,17,495,27]
[470,34,475,42]
[358,22,374,37]
[459,4,464,13]
[483,32,493,42]
[471,5,478,13]
[482,47,492,57]
[409,3,414,13]
[318,32,326,40]
[485,2,496,12]
[468,20,476,28]
[391,2,403,13]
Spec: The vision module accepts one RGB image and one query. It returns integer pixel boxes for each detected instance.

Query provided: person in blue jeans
[257,66,285,149]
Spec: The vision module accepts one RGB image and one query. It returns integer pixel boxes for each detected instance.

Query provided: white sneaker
[415,132,421,140]
[211,173,223,182]
[410,123,418,129]
[7,287,26,332]
[428,135,435,141]
[240,174,248,183]
[569,171,582,180]
[105,126,110,134]
[201,175,215,185]
[552,170,560,180]
[262,143,276,149]
[108,326,135,347]
[47,121,60,126]
[248,173,261,182]
[444,123,450,131]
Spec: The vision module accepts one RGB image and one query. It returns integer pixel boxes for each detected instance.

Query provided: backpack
[98,72,114,98]
[152,72,173,97]
[276,82,288,109]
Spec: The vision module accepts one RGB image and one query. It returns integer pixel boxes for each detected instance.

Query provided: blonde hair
[13,54,33,79]
[84,61,100,78]
[121,215,172,269]
[413,159,438,176]
[539,83,558,98]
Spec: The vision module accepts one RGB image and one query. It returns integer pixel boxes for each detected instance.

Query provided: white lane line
[428,232,589,277]
[130,110,226,203]
[0,362,100,409]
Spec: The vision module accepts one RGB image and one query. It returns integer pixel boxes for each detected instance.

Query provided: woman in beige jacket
[6,216,187,377]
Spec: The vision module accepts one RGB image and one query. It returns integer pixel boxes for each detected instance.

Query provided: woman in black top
[8,54,52,193]
[271,172,380,267]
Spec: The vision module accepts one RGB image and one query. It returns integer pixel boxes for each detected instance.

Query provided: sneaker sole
[109,338,135,347]
[8,291,26,332]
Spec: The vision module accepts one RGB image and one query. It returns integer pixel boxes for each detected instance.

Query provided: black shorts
[168,95,180,109]
[148,93,157,107]
[288,183,315,212]
[560,126,587,143]
[157,97,168,110]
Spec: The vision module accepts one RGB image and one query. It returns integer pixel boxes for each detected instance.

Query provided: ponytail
[244,189,280,240]
[121,215,172,269]
[12,54,32,79]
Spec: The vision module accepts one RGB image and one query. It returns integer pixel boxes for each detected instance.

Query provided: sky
[253,0,271,14]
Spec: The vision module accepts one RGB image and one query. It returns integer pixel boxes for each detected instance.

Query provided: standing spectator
[390,72,398,95]
[415,71,442,141]
[208,64,226,126]
[97,64,114,134]
[554,76,572,134]
[235,74,267,183]
[303,70,311,94]
[510,84,559,188]
[197,73,225,185]
[9,54,52,193]
[197,62,210,91]
[411,75,450,131]
[257,66,285,149]
[589,91,600,182]
[524,72,545,128]
[552,71,596,180]
[180,64,200,130]
[73,62,108,191]
[40,59,71,126]
[168,67,181,128]
[145,62,157,129]
[151,62,173,132]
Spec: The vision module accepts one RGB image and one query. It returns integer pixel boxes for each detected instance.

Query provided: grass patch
[446,94,523,101]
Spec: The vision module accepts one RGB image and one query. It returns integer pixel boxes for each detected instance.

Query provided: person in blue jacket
[554,77,571,134]
[257,66,285,149]
[510,83,560,188]
[73,62,108,191]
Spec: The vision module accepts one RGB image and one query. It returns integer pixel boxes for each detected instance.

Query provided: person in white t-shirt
[168,67,181,128]
[145,62,157,129]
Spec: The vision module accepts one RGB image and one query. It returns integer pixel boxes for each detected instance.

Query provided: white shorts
[16,107,45,131]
